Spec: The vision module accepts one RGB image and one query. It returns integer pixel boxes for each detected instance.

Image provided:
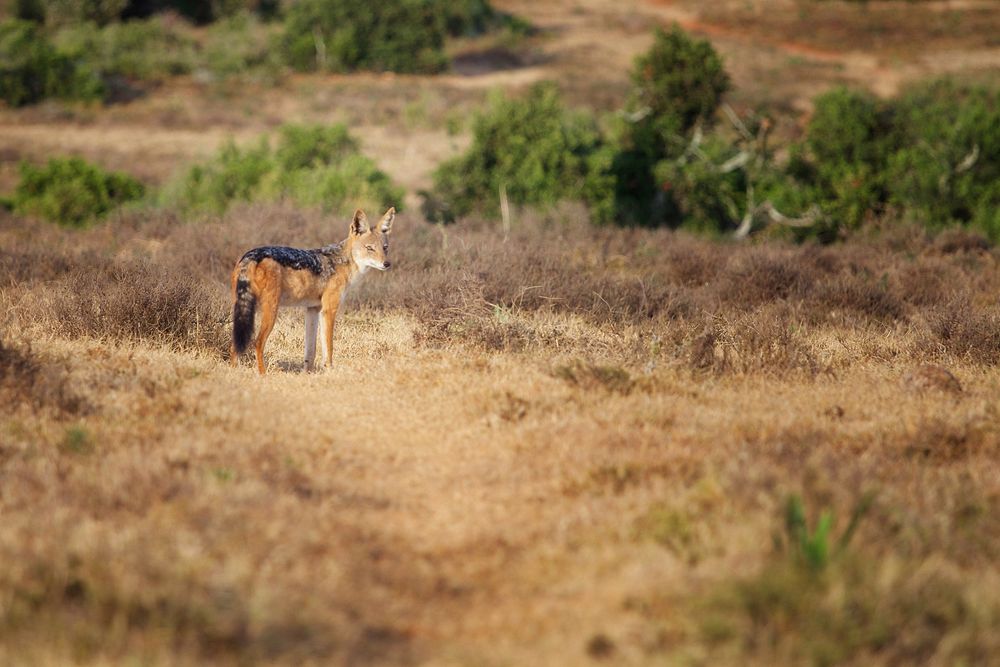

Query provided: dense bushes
[280,0,448,74]
[427,23,1000,242]
[429,84,613,222]
[22,0,276,25]
[434,0,531,38]
[772,81,1000,239]
[53,15,197,82]
[29,0,129,26]
[427,27,737,229]
[13,157,145,227]
[4,0,525,104]
[161,123,403,216]
[628,25,730,141]
[7,124,397,228]
[132,0,280,24]
[279,0,527,74]
[602,26,733,228]
[0,19,102,106]
[888,80,1000,236]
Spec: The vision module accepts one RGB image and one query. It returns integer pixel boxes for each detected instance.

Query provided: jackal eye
[365,244,375,252]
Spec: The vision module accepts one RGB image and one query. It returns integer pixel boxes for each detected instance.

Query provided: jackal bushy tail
[232,263,255,355]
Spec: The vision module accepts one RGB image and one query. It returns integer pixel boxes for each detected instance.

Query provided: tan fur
[230,207,395,374]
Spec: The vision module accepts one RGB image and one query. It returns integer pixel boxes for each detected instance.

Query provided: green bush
[429,84,613,222]
[53,17,196,82]
[434,0,497,36]
[272,123,357,171]
[15,0,47,22]
[629,25,730,140]
[887,80,1000,235]
[53,13,284,87]
[161,123,403,216]
[280,0,447,74]
[795,87,894,229]
[202,11,282,81]
[0,19,103,106]
[779,81,1000,239]
[432,0,530,38]
[54,1,279,25]
[610,25,732,226]
[149,0,279,24]
[37,0,128,26]
[165,139,272,215]
[652,134,751,234]
[425,32,742,228]
[13,157,145,227]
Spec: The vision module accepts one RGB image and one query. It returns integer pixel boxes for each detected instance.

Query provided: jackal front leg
[304,306,320,372]
[320,293,343,368]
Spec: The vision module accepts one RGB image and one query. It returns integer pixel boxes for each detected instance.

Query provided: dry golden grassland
[2,205,1000,665]
[3,1,1000,665]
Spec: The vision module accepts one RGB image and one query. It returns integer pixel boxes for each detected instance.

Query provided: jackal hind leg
[254,285,280,375]
[304,307,320,372]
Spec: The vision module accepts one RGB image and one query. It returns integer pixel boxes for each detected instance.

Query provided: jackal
[230,207,395,374]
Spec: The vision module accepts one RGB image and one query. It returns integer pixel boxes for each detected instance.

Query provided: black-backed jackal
[230,207,395,374]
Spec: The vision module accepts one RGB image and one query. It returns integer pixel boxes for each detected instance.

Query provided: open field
[3,0,1000,665]
[4,207,1000,665]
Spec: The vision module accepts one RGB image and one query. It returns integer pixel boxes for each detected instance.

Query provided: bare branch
[955,144,980,174]
[722,103,754,142]
[734,200,823,239]
[621,107,651,123]
[499,183,511,242]
[718,151,751,173]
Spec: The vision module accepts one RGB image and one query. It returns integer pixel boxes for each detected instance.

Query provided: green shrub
[796,87,894,229]
[202,11,282,81]
[38,0,128,26]
[280,0,447,74]
[272,123,357,171]
[0,19,103,106]
[155,0,278,24]
[13,157,145,227]
[887,80,1000,235]
[778,81,1000,239]
[161,124,403,217]
[432,0,531,38]
[15,0,47,22]
[652,134,752,234]
[435,0,497,36]
[611,25,732,226]
[53,16,197,82]
[165,139,272,215]
[429,84,613,222]
[629,25,730,140]
[110,1,278,24]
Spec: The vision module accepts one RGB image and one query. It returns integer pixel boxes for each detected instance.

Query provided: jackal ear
[379,207,396,234]
[350,209,369,236]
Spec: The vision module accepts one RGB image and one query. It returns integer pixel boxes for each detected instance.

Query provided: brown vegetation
[2,205,1000,664]
[2,1,1000,664]
[5,206,1000,373]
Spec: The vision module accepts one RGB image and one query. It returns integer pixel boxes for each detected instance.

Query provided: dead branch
[734,200,823,240]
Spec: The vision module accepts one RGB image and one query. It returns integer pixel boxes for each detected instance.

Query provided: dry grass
[8,203,1000,371]
[2,1,1000,663]
[2,204,1000,665]
[695,0,1000,56]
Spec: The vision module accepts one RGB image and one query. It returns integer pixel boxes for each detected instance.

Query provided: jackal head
[349,207,394,272]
